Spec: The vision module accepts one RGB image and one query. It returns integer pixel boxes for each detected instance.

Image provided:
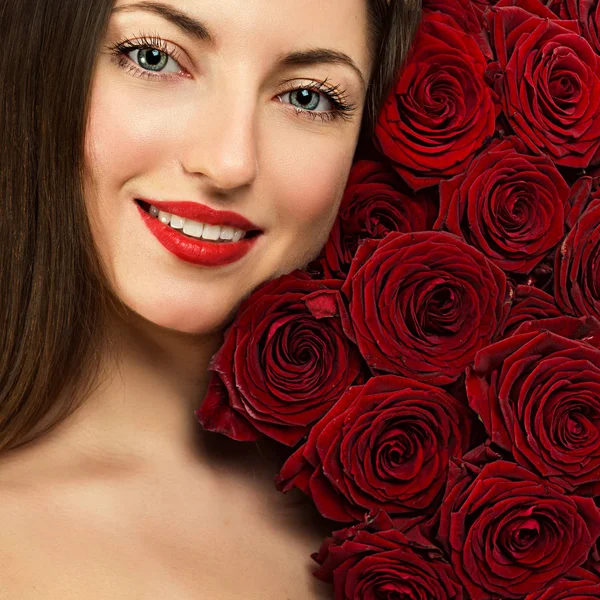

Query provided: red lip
[137,198,261,231]
[136,202,261,267]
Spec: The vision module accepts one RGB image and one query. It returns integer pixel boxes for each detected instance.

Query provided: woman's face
[84,0,371,334]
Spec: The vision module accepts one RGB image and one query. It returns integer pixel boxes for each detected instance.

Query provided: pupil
[139,49,167,71]
[294,89,318,110]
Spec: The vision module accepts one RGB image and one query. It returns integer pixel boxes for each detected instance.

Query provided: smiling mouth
[135,199,262,244]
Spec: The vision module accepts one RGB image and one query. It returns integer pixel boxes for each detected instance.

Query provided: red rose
[471,0,500,12]
[435,137,570,274]
[313,510,465,599]
[195,271,363,446]
[421,4,492,59]
[275,375,474,522]
[524,568,600,599]
[556,198,600,320]
[437,459,600,598]
[312,160,429,280]
[374,13,498,191]
[566,176,595,228]
[467,316,600,492]
[341,231,508,385]
[549,0,600,56]
[487,1,600,167]
[502,285,563,337]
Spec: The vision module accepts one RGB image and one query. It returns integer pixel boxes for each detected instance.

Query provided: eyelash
[106,34,358,124]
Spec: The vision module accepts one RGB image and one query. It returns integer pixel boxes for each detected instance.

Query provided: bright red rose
[435,137,570,274]
[374,13,498,191]
[341,230,508,385]
[195,271,364,446]
[487,0,600,167]
[467,316,600,492]
[556,198,600,320]
[311,160,430,280]
[275,375,474,523]
[437,460,600,599]
[313,510,465,599]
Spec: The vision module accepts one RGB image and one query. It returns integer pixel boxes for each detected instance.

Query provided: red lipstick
[135,200,262,267]
[138,198,260,231]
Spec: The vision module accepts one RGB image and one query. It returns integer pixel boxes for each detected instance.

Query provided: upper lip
[137,198,262,232]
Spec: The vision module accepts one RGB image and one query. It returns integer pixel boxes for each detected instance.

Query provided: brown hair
[0,0,422,454]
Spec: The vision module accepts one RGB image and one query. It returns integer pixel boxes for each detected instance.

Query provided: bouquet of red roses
[197,0,600,597]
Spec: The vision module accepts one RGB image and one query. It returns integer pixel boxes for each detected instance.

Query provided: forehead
[110,0,372,82]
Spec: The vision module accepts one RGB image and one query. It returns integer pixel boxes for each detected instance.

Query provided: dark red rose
[195,271,363,446]
[275,375,474,523]
[587,536,600,577]
[312,160,429,280]
[487,1,600,168]
[374,13,498,191]
[437,459,600,599]
[313,510,465,599]
[524,568,600,599]
[461,440,505,467]
[341,230,508,385]
[471,0,500,12]
[556,198,600,321]
[467,316,600,492]
[548,0,600,56]
[421,4,492,59]
[435,137,570,274]
[502,285,563,337]
[566,176,595,229]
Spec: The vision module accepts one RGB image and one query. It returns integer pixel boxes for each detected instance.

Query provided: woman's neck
[3,307,261,480]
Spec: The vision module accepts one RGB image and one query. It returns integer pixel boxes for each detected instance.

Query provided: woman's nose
[180,88,259,191]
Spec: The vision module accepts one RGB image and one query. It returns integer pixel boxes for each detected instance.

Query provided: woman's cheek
[85,73,177,185]
[269,155,351,273]
[279,145,353,237]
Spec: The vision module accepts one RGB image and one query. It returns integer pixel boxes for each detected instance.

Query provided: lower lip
[135,202,260,267]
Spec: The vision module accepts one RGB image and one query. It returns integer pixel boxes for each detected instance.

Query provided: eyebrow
[111,1,367,91]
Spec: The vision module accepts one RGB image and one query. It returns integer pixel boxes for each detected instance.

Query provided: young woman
[0,0,420,596]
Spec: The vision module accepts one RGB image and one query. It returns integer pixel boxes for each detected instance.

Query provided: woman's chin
[114,295,238,338]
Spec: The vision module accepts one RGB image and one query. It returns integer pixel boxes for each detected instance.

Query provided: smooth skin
[0,0,372,597]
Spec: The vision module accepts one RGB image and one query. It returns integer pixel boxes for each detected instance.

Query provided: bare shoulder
[0,449,334,599]
[0,454,59,595]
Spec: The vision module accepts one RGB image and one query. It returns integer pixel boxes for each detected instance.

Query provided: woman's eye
[280,89,334,113]
[127,48,182,74]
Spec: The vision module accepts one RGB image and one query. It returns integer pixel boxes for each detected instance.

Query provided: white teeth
[170,214,185,230]
[182,219,204,238]
[202,224,221,241]
[220,226,234,241]
[147,204,248,242]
